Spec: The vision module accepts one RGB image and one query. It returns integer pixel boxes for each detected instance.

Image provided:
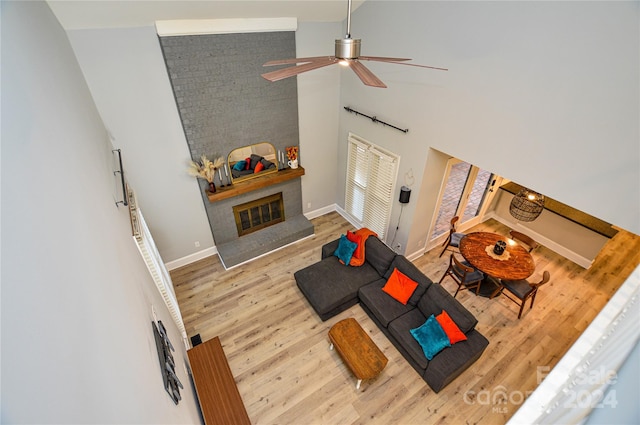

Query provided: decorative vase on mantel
[209,181,216,193]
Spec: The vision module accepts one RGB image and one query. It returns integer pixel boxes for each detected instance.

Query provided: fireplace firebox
[233,193,285,237]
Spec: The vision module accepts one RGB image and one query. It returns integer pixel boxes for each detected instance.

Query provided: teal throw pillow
[334,234,358,265]
[410,314,451,360]
[233,160,246,171]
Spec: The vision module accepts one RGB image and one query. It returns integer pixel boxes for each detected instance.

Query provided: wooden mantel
[206,166,305,203]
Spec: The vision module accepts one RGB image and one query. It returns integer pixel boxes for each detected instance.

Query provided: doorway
[428,158,499,249]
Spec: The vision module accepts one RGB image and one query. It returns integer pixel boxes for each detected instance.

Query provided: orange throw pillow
[254,162,265,173]
[436,310,467,344]
[382,268,419,305]
[346,230,362,263]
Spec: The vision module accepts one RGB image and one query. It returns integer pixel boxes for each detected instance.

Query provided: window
[345,133,399,239]
[428,158,498,249]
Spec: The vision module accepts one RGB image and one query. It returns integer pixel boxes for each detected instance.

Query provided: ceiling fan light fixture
[335,38,361,59]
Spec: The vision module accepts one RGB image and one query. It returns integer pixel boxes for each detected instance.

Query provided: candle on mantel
[223,164,228,177]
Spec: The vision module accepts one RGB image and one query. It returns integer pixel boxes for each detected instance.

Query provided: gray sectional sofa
[294,235,489,393]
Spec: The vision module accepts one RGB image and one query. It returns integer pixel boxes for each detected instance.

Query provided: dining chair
[438,254,485,298]
[509,230,539,253]
[496,271,551,319]
[439,216,466,257]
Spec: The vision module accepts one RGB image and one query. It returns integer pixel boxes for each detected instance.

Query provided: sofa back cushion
[365,237,397,276]
[384,256,431,305]
[418,284,478,334]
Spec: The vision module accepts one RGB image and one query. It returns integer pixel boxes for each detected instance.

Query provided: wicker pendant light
[510,188,545,222]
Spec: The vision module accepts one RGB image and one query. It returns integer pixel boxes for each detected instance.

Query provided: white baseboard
[167,205,360,271]
[405,249,425,262]
[333,205,362,229]
[165,246,217,271]
[304,204,338,220]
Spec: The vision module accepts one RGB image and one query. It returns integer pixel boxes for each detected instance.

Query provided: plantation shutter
[345,137,369,222]
[345,133,399,239]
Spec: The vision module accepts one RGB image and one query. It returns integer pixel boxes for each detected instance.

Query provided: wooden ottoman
[328,318,388,390]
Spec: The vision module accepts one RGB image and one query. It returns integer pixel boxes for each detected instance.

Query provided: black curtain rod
[343,106,408,134]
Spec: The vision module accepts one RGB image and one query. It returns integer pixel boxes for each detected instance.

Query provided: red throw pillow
[254,162,265,173]
[245,157,251,170]
[436,310,467,344]
[346,230,362,264]
[382,268,419,305]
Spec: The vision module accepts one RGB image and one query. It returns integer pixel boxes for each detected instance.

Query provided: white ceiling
[47,0,365,30]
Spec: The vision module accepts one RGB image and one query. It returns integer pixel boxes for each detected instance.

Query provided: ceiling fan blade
[261,58,338,82]
[359,56,411,62]
[361,57,448,71]
[263,56,335,66]
[348,61,387,88]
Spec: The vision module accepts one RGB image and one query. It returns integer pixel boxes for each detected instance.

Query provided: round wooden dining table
[459,232,535,297]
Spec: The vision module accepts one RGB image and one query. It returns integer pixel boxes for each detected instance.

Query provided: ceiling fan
[261,0,448,88]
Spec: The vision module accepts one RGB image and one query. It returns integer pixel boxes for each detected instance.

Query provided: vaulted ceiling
[47,0,365,30]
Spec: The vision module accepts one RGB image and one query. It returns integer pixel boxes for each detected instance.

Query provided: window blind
[345,133,399,239]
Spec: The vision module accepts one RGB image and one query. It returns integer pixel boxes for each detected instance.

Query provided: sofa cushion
[232,160,246,171]
[346,230,363,264]
[436,310,467,344]
[249,154,262,170]
[295,256,381,319]
[384,256,431,305]
[418,284,478,334]
[388,308,430,370]
[260,158,275,169]
[382,268,419,305]
[365,237,397,276]
[423,329,489,393]
[334,234,357,265]
[410,315,451,360]
[321,239,340,259]
[359,279,415,327]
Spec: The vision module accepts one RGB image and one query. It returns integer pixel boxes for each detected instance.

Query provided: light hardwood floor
[171,212,640,424]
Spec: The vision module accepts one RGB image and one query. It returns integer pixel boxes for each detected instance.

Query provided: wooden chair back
[501,270,551,319]
[509,230,539,253]
[439,216,463,258]
[438,254,484,297]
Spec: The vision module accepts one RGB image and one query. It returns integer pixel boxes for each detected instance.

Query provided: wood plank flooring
[171,212,640,424]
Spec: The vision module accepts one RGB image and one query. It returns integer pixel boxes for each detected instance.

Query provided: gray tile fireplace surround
[216,214,313,269]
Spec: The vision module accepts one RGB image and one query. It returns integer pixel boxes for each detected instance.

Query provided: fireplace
[233,193,284,237]
[159,31,313,268]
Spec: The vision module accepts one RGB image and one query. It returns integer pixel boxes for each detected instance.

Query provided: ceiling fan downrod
[345,0,352,38]
[336,0,360,60]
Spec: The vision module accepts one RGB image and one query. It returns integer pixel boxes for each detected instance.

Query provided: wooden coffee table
[328,318,388,390]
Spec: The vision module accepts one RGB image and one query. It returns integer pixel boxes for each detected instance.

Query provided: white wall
[490,189,610,268]
[66,21,343,263]
[0,2,201,422]
[296,22,342,216]
[66,25,214,263]
[338,1,639,254]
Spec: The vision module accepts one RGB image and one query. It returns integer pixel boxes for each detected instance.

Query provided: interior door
[427,158,500,250]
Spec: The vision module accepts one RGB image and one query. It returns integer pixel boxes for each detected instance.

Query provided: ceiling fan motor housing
[335,38,361,59]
